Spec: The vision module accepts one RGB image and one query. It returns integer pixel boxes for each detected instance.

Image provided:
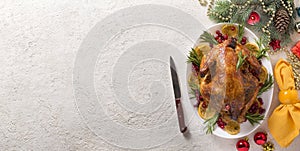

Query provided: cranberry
[231,27,236,31]
[202,102,207,108]
[199,95,204,101]
[242,37,247,42]
[223,34,228,40]
[258,98,263,105]
[216,30,221,35]
[217,38,223,43]
[219,125,225,129]
[225,104,231,110]
[241,41,246,45]
[259,108,266,114]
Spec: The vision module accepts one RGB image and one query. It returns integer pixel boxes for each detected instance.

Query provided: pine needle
[187,48,201,67]
[236,51,247,70]
[200,31,218,45]
[237,24,245,42]
[245,113,264,126]
[204,113,219,134]
[255,38,269,60]
[258,74,273,96]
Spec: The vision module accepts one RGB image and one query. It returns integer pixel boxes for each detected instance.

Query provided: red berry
[258,98,263,105]
[216,30,221,35]
[242,37,247,42]
[217,38,223,43]
[223,34,228,40]
[199,95,204,101]
[225,104,231,110]
[202,102,207,108]
[219,125,225,129]
[259,108,266,114]
[241,41,246,45]
[215,36,219,40]
[231,27,236,31]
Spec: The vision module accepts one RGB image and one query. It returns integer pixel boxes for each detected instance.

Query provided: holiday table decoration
[296,7,300,17]
[291,40,300,59]
[262,142,275,151]
[247,11,260,25]
[236,138,250,151]
[295,21,300,33]
[254,132,268,145]
[207,0,296,50]
[268,59,300,147]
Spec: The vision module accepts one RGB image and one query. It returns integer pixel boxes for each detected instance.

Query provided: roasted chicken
[199,38,262,123]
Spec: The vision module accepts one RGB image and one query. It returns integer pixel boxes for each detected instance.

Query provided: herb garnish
[237,24,244,42]
[187,48,202,67]
[200,31,218,45]
[245,113,264,126]
[204,113,219,134]
[258,74,273,96]
[255,38,269,60]
[236,51,247,70]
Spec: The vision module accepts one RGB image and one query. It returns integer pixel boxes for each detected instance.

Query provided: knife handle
[175,98,187,133]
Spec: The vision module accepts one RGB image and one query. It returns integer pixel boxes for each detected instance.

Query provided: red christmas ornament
[291,40,300,59]
[236,138,250,151]
[269,39,281,51]
[247,11,260,25]
[254,132,268,145]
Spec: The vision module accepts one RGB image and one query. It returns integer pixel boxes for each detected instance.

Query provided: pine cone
[274,8,290,33]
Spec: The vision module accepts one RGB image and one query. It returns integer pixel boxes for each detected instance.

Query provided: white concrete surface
[0,0,300,150]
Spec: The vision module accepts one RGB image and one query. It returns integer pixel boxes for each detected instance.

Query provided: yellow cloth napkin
[268,58,300,147]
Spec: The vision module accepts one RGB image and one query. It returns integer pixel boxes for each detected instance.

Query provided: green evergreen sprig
[255,38,269,60]
[187,48,202,67]
[207,0,296,48]
[236,51,247,70]
[200,31,219,45]
[245,113,264,126]
[204,113,219,134]
[258,74,274,96]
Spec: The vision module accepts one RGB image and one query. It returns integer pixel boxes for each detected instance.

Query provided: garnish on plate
[187,24,273,135]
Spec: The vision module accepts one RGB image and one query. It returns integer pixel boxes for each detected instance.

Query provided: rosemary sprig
[237,24,244,42]
[204,113,219,134]
[187,48,201,67]
[255,38,269,60]
[200,31,218,45]
[245,113,264,126]
[258,74,274,96]
[236,51,247,70]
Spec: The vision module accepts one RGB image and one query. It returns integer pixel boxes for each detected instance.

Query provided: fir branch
[237,24,245,42]
[236,51,246,70]
[230,6,252,23]
[187,48,201,67]
[200,31,218,45]
[255,38,269,60]
[258,74,274,96]
[208,0,232,23]
[204,113,219,134]
[246,113,264,126]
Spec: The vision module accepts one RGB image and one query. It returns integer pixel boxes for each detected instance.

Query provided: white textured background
[0,0,300,150]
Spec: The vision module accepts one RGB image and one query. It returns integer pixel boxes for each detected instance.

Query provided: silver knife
[170,56,187,133]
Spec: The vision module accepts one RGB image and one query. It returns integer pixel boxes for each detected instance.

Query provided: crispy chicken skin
[199,38,262,123]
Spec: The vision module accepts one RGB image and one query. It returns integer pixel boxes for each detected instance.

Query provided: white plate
[187,23,274,139]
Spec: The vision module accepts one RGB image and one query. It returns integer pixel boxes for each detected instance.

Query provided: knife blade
[170,56,187,133]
